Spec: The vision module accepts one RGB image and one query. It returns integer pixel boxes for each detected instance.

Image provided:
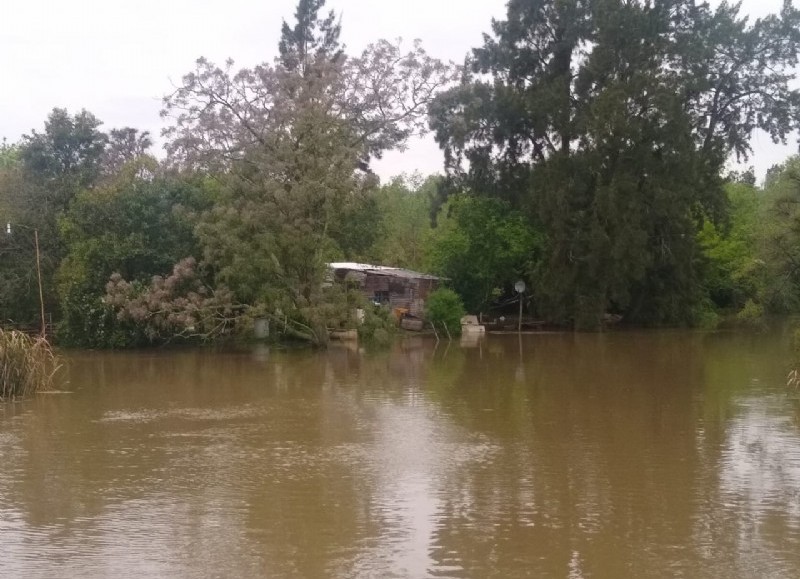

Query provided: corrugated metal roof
[328,262,440,281]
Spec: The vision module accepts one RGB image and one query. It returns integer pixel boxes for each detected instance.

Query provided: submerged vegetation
[426,288,466,337]
[3,0,800,347]
[0,330,59,400]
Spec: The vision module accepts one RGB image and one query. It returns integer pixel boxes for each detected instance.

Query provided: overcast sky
[0,0,795,182]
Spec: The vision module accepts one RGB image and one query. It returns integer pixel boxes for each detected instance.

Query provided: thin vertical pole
[34,229,46,338]
[518,293,523,334]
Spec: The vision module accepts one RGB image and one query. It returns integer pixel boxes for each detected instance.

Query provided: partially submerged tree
[104,258,239,344]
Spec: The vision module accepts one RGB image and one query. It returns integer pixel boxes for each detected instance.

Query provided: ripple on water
[4,334,800,579]
[95,404,273,424]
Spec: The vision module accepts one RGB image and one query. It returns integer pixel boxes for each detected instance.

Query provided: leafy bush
[689,297,721,330]
[735,299,766,330]
[358,305,396,346]
[425,288,465,336]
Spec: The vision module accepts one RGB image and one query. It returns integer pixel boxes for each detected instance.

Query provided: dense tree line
[432,0,800,327]
[0,0,457,346]
[2,0,800,347]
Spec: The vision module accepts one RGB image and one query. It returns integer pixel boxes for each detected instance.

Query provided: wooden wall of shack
[335,269,439,318]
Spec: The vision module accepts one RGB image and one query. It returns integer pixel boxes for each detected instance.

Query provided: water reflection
[0,330,798,578]
[689,394,800,579]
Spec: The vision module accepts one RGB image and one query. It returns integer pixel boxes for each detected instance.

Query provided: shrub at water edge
[426,288,466,336]
[0,330,60,400]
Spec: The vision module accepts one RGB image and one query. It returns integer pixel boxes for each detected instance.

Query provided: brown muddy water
[1,330,800,578]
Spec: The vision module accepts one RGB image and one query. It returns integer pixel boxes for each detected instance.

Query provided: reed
[0,330,60,400]
[789,368,800,391]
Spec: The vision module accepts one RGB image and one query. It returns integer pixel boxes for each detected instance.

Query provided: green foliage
[0,109,109,326]
[698,182,763,312]
[56,160,209,347]
[0,109,150,330]
[12,0,800,346]
[102,128,153,177]
[1,0,457,348]
[692,299,722,331]
[0,140,17,170]
[279,0,343,72]
[431,0,800,328]
[192,140,368,345]
[698,156,800,323]
[425,288,465,335]
[735,299,766,330]
[426,195,542,313]
[19,108,107,203]
[358,305,397,346]
[162,2,455,346]
[0,228,43,327]
[759,156,800,312]
[371,175,435,269]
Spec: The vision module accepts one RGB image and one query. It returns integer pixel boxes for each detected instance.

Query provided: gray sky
[1,0,795,182]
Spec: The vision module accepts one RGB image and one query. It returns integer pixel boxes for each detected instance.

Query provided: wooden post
[34,229,46,338]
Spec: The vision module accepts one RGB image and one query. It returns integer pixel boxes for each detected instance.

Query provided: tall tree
[0,139,16,169]
[0,143,35,326]
[0,109,109,326]
[162,0,458,343]
[18,108,107,211]
[0,110,160,330]
[279,0,343,73]
[371,175,437,270]
[431,0,800,328]
[101,128,153,177]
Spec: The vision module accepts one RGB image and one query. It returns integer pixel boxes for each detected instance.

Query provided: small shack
[328,262,441,318]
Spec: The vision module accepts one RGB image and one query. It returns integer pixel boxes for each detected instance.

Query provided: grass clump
[0,330,60,400]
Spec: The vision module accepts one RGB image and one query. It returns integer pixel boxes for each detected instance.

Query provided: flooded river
[2,330,800,578]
